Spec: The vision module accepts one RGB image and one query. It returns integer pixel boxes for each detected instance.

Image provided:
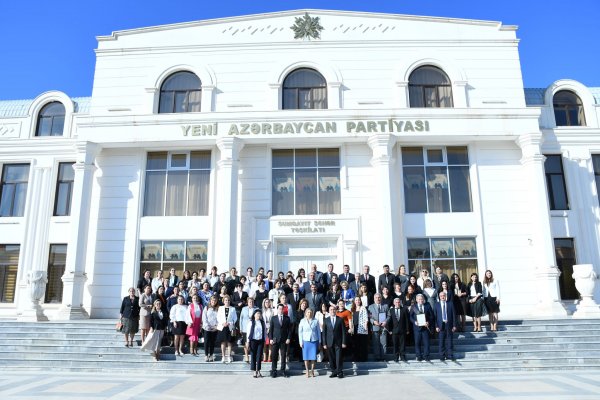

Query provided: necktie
[396,309,399,319]
[280,316,283,325]
[331,316,335,326]
[419,305,423,313]
[442,302,447,322]
[294,294,298,302]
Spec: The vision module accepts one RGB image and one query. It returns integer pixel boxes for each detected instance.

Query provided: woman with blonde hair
[298,307,320,378]
[262,298,274,362]
[217,294,238,363]
[140,299,168,361]
[138,285,153,343]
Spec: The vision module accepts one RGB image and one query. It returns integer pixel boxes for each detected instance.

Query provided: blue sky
[1,0,598,100]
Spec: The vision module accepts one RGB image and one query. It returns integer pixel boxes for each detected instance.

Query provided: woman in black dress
[467,272,485,332]
[450,273,468,331]
[119,287,140,347]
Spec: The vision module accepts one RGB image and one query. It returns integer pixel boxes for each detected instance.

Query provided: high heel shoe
[257,371,263,378]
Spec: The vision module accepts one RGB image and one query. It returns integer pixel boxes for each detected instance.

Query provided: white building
[0,9,599,319]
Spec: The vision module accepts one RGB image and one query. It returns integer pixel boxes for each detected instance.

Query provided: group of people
[119,263,501,376]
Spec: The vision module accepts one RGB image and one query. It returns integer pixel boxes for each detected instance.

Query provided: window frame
[0,163,30,218]
[143,151,211,217]
[408,66,454,108]
[0,244,20,303]
[543,154,570,211]
[139,240,209,280]
[158,71,202,114]
[553,90,586,127]
[35,101,66,137]
[401,146,472,213]
[282,68,328,110]
[53,162,75,217]
[271,148,341,216]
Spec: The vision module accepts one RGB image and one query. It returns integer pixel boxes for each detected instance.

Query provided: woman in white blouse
[202,295,219,362]
[169,295,188,356]
[483,269,501,332]
[217,295,238,363]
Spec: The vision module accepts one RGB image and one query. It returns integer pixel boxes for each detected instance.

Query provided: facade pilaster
[367,133,400,269]
[17,164,52,321]
[516,133,567,316]
[56,142,99,320]
[215,137,244,269]
[343,240,358,273]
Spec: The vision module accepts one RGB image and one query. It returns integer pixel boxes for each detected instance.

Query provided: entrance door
[275,238,338,275]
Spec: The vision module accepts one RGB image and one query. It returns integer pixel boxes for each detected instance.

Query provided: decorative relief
[0,123,20,138]
[291,13,324,40]
[332,23,396,34]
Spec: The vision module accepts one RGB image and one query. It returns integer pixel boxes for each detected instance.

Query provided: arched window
[35,102,65,136]
[408,66,453,108]
[158,71,202,113]
[553,90,586,126]
[282,68,327,109]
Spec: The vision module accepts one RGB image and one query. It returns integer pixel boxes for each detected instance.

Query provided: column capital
[515,132,543,151]
[74,141,100,165]
[343,240,358,250]
[258,240,271,251]
[216,136,244,162]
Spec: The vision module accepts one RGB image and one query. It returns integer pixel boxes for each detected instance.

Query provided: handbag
[116,319,123,332]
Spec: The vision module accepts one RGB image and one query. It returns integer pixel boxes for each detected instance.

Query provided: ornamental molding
[291,13,324,40]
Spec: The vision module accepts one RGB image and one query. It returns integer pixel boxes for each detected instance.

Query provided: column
[452,80,469,107]
[367,134,400,268]
[327,81,342,109]
[201,85,216,112]
[258,240,271,270]
[56,142,99,320]
[214,137,244,269]
[516,133,567,316]
[343,240,358,273]
[17,165,52,321]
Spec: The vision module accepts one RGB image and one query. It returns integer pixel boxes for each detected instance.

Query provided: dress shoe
[329,373,338,378]
[394,358,399,363]
[338,373,344,379]
[425,357,431,362]
[417,357,423,362]
[440,357,446,362]
[271,371,277,378]
[401,357,407,362]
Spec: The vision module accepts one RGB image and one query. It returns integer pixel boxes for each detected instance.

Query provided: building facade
[0,10,599,319]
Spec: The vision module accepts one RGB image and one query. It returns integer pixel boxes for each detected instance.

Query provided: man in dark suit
[321,263,336,292]
[166,267,179,288]
[410,294,435,362]
[269,303,292,377]
[321,304,347,378]
[338,264,355,284]
[378,264,395,294]
[286,283,303,311]
[387,297,410,362]
[435,291,456,361]
[304,284,323,312]
[358,265,376,295]
[432,265,450,290]
[303,272,323,294]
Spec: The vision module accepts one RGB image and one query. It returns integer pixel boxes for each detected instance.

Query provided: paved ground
[0,369,599,399]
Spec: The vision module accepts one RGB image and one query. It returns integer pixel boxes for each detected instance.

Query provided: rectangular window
[272,148,340,216]
[140,240,208,279]
[407,237,477,284]
[592,155,600,205]
[0,244,19,303]
[544,155,569,210]
[45,244,66,303]
[402,147,471,213]
[0,164,30,217]
[554,238,578,300]
[143,152,210,216]
[54,163,75,216]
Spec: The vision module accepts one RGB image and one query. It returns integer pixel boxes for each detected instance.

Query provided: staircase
[0,319,598,374]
